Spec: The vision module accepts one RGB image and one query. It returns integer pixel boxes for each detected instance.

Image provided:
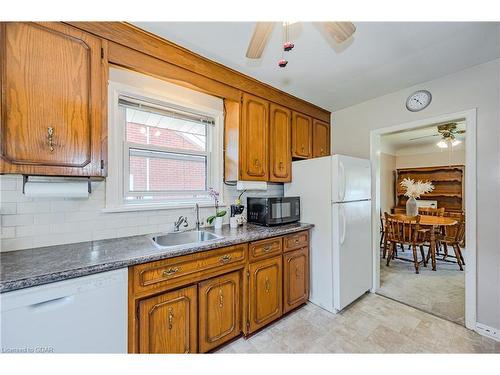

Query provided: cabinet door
[198,271,241,352]
[291,112,312,159]
[312,119,330,158]
[248,256,282,333]
[283,247,309,313]
[138,285,197,353]
[240,93,269,180]
[0,22,105,176]
[269,103,291,182]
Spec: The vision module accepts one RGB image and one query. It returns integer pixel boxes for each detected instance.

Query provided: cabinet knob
[220,254,232,263]
[47,127,55,152]
[279,161,284,170]
[219,288,224,308]
[265,277,271,293]
[253,159,260,167]
[168,307,174,330]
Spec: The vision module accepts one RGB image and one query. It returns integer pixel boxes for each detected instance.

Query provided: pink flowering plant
[207,187,227,225]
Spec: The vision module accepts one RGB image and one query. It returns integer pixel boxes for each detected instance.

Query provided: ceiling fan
[245,22,356,65]
[409,123,466,148]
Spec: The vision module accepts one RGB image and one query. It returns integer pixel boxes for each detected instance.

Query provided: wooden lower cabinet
[283,247,309,313]
[247,255,283,334]
[198,272,241,352]
[138,285,197,353]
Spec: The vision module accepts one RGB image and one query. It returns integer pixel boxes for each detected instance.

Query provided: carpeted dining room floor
[378,248,465,325]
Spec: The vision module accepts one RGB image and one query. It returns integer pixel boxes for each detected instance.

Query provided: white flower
[400,178,434,199]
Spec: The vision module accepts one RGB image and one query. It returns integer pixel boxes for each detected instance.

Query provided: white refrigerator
[284,154,372,313]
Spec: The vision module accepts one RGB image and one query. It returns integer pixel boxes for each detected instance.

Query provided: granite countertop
[0,222,313,293]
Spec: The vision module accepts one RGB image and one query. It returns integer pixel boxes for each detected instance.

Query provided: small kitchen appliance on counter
[246,196,300,226]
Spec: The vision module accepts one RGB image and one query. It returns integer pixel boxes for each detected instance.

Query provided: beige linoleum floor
[378,250,465,325]
[217,294,500,353]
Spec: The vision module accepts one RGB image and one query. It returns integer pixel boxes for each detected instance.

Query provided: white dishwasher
[0,269,128,353]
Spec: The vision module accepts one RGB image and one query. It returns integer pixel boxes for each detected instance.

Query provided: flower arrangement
[400,178,434,199]
[206,188,227,225]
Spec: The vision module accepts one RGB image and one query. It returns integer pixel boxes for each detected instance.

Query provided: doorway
[370,110,477,329]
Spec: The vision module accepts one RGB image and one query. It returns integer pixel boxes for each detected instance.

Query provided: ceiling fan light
[437,140,448,148]
[452,139,461,147]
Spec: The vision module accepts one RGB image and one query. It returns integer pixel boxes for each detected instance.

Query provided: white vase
[214,216,223,229]
[406,197,418,216]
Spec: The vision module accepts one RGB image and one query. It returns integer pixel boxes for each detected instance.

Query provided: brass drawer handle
[220,254,232,263]
[253,158,260,167]
[279,161,284,170]
[295,238,300,244]
[47,127,54,152]
[263,245,272,252]
[163,267,180,277]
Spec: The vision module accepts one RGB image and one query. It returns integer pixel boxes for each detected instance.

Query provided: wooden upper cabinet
[198,272,241,353]
[269,103,291,182]
[291,112,312,159]
[0,22,106,176]
[240,93,269,181]
[312,119,331,158]
[139,285,197,353]
[248,255,282,334]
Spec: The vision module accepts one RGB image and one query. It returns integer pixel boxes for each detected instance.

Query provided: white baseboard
[476,323,500,342]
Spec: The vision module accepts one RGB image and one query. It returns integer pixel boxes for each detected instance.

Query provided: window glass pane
[125,108,206,152]
[128,148,207,192]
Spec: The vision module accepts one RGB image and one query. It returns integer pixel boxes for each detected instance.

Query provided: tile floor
[217,294,500,353]
[378,250,465,324]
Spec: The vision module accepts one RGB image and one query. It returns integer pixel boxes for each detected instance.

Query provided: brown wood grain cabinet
[283,247,309,313]
[291,112,312,159]
[312,119,331,158]
[0,22,107,177]
[269,103,292,182]
[198,271,241,352]
[240,93,269,181]
[138,285,198,353]
[247,255,283,334]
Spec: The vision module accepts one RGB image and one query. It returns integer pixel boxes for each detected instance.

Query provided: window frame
[105,69,224,212]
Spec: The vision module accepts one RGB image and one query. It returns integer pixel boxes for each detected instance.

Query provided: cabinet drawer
[132,244,247,294]
[249,237,282,261]
[283,231,309,252]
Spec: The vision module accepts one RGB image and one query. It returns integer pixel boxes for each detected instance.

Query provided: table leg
[430,226,437,271]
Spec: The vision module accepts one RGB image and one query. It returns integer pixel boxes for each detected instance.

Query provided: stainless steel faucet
[173,216,188,232]
[194,203,201,231]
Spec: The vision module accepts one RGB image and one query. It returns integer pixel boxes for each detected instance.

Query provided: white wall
[332,59,500,330]
[379,153,396,214]
[0,175,283,252]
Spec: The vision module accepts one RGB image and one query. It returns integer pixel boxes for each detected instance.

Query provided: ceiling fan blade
[323,22,356,43]
[246,22,275,59]
[408,134,440,141]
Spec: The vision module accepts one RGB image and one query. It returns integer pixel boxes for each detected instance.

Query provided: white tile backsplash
[0,175,283,252]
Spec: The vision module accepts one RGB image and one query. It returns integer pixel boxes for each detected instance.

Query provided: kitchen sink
[151,230,223,248]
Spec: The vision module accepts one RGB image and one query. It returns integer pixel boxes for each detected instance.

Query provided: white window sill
[102,201,227,213]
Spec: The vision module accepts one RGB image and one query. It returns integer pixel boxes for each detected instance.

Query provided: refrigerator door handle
[339,204,347,245]
[339,160,346,202]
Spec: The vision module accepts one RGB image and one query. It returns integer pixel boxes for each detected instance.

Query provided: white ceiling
[381,120,466,155]
[132,22,500,111]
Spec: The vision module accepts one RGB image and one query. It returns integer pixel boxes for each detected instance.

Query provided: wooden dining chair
[385,213,428,274]
[435,212,466,271]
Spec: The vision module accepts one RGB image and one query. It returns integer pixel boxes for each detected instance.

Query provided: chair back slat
[418,207,445,217]
[384,213,422,245]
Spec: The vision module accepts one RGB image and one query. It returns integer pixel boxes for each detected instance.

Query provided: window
[106,69,224,211]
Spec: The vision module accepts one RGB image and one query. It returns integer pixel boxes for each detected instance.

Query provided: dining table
[411,215,457,271]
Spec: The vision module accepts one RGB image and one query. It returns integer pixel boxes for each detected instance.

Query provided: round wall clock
[406,90,432,112]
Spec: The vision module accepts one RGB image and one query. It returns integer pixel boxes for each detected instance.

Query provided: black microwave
[246,197,300,226]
